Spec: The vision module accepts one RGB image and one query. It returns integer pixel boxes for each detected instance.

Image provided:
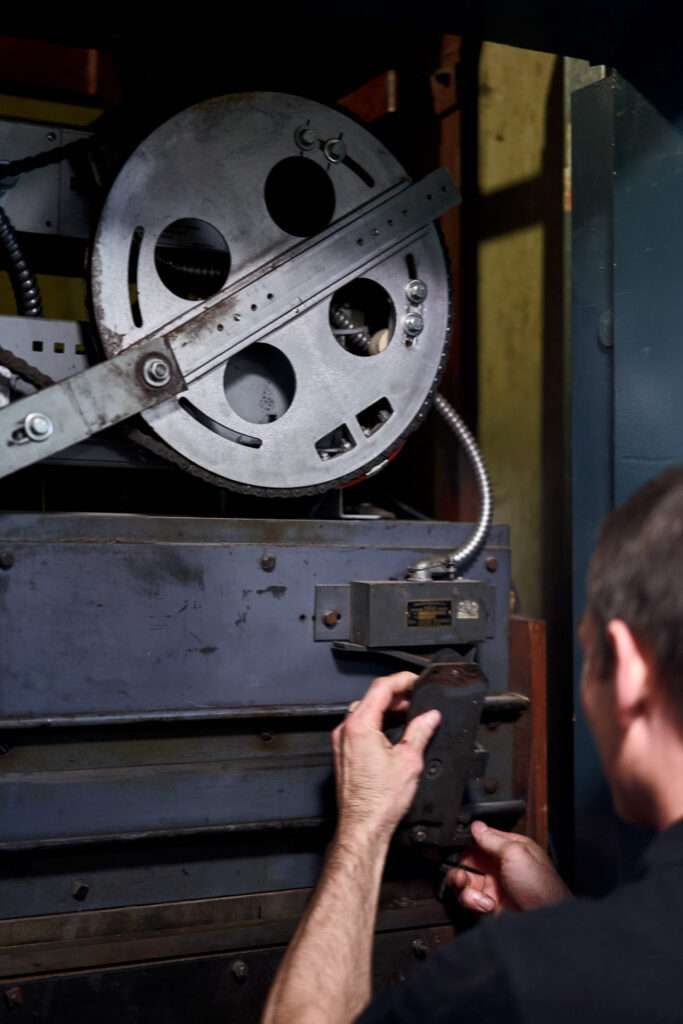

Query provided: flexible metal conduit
[408,392,494,579]
[0,206,42,316]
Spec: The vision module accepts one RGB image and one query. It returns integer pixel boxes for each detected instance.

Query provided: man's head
[581,467,683,827]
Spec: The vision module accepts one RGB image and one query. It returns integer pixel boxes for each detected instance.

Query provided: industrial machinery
[0,91,534,1021]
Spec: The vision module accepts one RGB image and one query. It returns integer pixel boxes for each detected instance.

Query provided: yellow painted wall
[477,44,558,618]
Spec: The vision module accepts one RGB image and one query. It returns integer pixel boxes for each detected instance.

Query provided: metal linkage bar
[1,703,349,730]
[0,169,458,481]
[0,336,183,478]
[162,169,459,382]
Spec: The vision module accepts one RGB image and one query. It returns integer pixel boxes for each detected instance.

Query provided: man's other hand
[332,672,441,844]
[447,821,571,914]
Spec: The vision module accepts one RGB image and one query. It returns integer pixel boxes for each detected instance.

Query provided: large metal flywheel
[91,92,453,494]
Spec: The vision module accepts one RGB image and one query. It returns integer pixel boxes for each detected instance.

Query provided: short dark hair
[587,467,683,699]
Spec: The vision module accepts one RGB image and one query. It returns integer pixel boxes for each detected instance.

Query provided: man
[263,467,683,1023]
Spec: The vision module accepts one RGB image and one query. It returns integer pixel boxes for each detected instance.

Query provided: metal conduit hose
[408,393,494,579]
[0,206,42,317]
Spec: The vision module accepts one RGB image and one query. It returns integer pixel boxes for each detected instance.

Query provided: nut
[323,138,346,163]
[295,125,319,150]
[23,412,53,441]
[231,959,249,982]
[0,551,14,571]
[406,279,428,304]
[72,880,90,902]
[403,312,424,338]
[142,356,172,388]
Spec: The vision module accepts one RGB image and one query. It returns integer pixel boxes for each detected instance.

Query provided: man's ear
[606,619,650,722]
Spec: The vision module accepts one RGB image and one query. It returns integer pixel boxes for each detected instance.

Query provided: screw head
[406,279,428,304]
[426,759,442,779]
[323,138,347,163]
[231,959,249,982]
[411,826,428,844]
[23,412,53,441]
[483,777,499,795]
[260,554,276,573]
[0,551,14,571]
[142,356,172,388]
[403,312,424,338]
[322,610,341,628]
[412,938,429,959]
[47,131,57,143]
[295,125,319,150]
[72,880,90,902]
[485,557,498,573]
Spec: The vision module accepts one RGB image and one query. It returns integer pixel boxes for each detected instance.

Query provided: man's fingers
[471,820,527,856]
[458,886,496,914]
[389,697,411,713]
[351,672,418,729]
[447,866,487,893]
[401,708,441,753]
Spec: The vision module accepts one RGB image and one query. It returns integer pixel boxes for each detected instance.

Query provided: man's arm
[261,672,440,1024]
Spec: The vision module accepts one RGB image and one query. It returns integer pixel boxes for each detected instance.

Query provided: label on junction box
[406,599,453,628]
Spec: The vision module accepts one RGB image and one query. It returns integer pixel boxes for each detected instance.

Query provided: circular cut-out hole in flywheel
[155,218,231,300]
[224,343,296,424]
[329,278,395,357]
[264,157,335,237]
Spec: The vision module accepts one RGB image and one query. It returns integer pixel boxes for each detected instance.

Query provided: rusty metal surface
[0,515,514,927]
[0,517,510,722]
[0,924,456,1023]
[0,512,511,549]
[0,881,451,979]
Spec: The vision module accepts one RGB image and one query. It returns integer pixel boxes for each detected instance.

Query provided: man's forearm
[262,828,388,1024]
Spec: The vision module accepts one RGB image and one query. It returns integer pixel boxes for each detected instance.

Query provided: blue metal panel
[612,76,683,501]
[0,515,512,918]
[0,516,510,721]
[571,77,620,894]
[572,72,683,891]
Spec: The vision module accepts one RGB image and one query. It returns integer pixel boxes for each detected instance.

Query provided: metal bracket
[399,659,489,849]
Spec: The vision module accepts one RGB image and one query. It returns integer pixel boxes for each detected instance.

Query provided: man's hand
[332,671,441,844]
[447,820,571,914]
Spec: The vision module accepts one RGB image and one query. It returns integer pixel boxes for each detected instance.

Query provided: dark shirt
[358,819,683,1023]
